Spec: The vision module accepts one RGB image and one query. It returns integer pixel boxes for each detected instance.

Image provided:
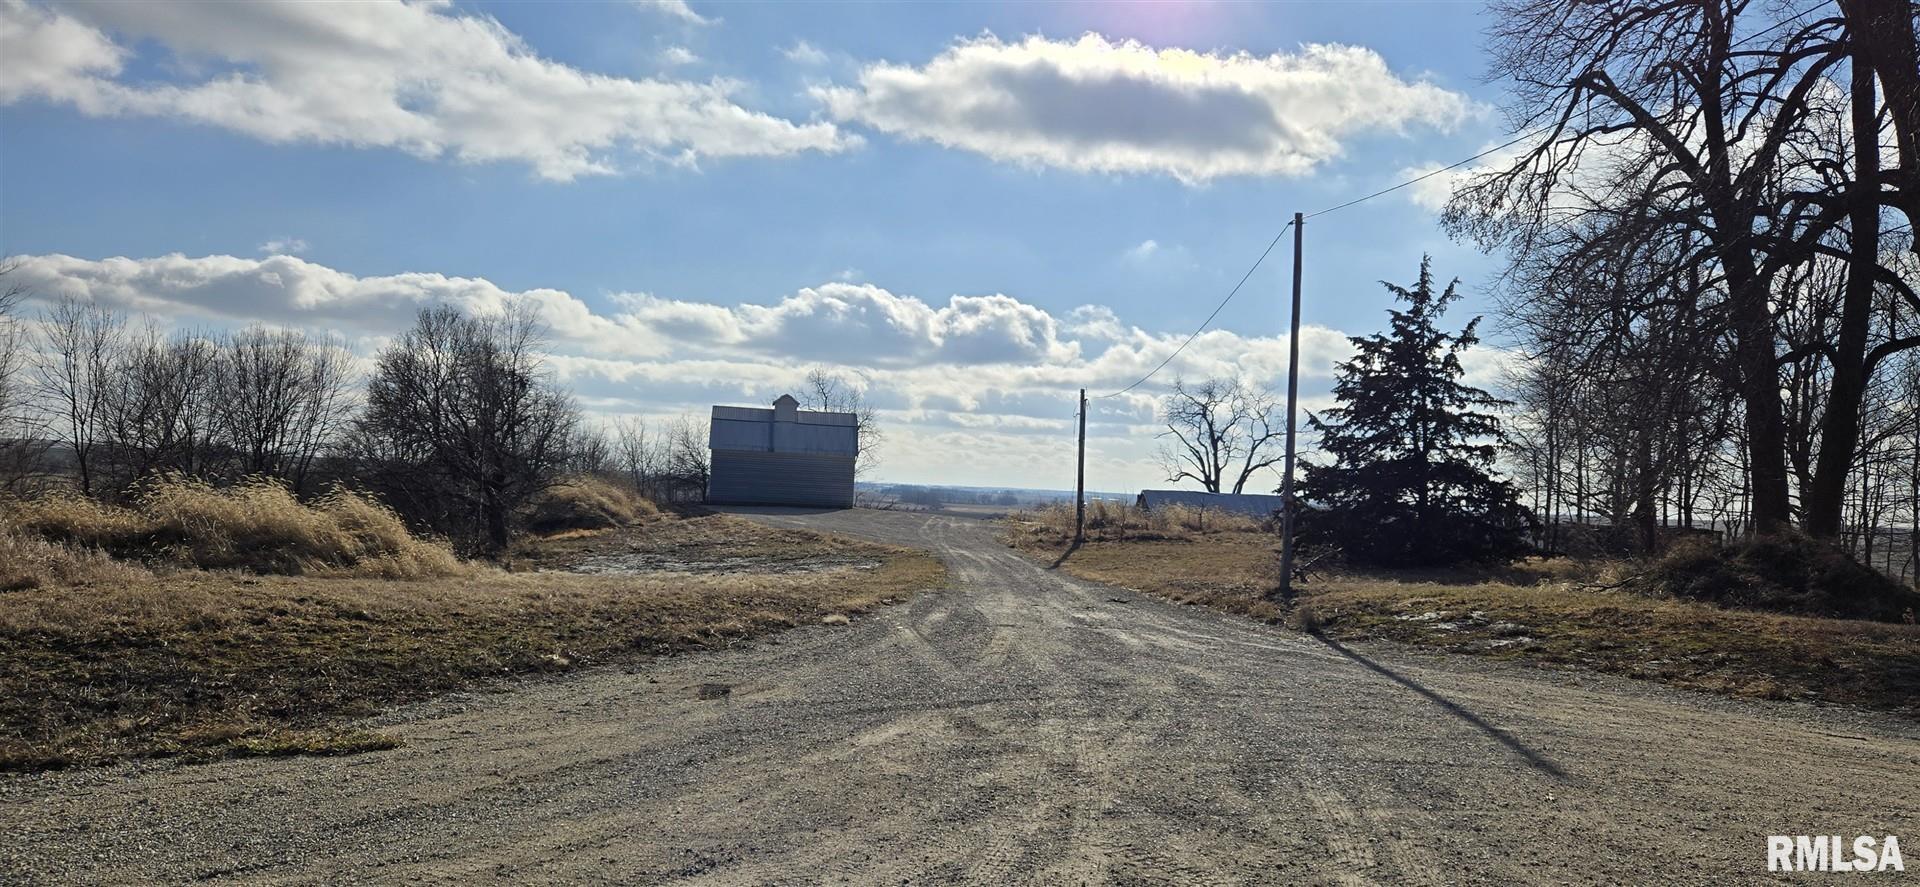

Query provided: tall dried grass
[526,475,659,534]
[1016,500,1264,543]
[0,519,150,591]
[2,477,463,580]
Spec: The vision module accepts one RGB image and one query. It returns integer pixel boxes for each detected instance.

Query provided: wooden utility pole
[1075,388,1087,544]
[1277,213,1304,599]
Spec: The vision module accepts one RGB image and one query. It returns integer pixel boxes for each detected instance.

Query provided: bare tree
[798,366,883,475]
[356,304,580,556]
[0,262,22,408]
[612,416,668,500]
[97,326,221,491]
[563,424,614,478]
[34,297,122,496]
[1155,377,1285,494]
[1838,0,1920,253]
[1453,0,1920,543]
[609,414,707,503]
[210,326,355,494]
[664,414,710,502]
[0,260,49,489]
[1499,229,1742,554]
[1452,0,1837,534]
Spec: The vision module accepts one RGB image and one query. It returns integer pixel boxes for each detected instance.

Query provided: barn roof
[709,397,858,457]
[710,404,856,426]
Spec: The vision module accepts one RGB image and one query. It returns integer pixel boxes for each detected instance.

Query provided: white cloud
[0,0,122,105]
[3,253,652,359]
[635,0,716,27]
[783,41,830,66]
[0,0,849,181]
[1400,143,1528,212]
[1120,238,1201,270]
[815,33,1473,184]
[257,236,308,256]
[658,45,701,67]
[5,251,1432,489]
[1066,305,1126,341]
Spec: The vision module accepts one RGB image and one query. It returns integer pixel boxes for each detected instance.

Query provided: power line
[1097,130,1544,398]
[1096,128,1535,397]
[1096,220,1294,399]
[1306,128,1548,220]
[1729,4,1833,50]
[1091,8,1830,400]
[1307,7,1828,222]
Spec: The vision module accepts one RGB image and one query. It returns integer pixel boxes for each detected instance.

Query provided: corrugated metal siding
[772,421,857,454]
[707,405,857,456]
[707,451,856,507]
[707,399,859,505]
[710,418,774,451]
[708,418,856,455]
[796,411,857,427]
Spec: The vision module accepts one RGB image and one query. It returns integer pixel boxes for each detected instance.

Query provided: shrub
[525,475,658,535]
[0,477,463,579]
[1646,531,1920,623]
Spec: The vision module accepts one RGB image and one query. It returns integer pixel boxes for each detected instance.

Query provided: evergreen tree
[1296,257,1533,566]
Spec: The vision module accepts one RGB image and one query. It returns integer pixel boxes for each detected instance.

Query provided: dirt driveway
[3,508,1917,884]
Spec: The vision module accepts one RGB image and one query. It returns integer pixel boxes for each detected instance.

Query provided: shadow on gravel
[707,505,847,516]
[1312,632,1569,782]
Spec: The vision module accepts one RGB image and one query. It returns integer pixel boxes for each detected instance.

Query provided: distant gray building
[1135,489,1285,519]
[707,394,858,508]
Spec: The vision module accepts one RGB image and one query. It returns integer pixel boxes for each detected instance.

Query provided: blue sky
[0,0,1517,491]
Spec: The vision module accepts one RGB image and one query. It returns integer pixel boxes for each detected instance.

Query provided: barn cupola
[772,393,799,422]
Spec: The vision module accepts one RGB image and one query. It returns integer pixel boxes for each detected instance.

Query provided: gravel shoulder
[4,507,1918,884]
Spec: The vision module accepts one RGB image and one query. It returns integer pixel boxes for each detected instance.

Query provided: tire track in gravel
[3,507,1917,885]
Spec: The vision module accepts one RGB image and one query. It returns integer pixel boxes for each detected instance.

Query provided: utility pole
[1277,212,1304,600]
[1075,388,1087,544]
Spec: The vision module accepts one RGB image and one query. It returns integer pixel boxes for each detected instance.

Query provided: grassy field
[1006,506,1920,715]
[0,511,942,771]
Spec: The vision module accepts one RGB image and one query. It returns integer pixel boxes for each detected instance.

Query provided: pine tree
[1296,257,1533,567]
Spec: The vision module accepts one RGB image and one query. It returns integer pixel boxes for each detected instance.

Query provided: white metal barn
[707,395,858,508]
[1135,489,1285,520]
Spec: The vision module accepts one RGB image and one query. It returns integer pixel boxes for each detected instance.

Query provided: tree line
[1445,0,1918,573]
[0,281,712,557]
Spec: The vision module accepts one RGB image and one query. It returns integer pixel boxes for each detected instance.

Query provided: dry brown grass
[0,513,942,771]
[3,477,463,579]
[1020,501,1263,541]
[526,475,659,535]
[0,519,151,590]
[1007,507,1288,618]
[1006,518,1920,715]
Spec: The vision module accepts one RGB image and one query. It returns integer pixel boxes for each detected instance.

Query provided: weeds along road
[4,508,1918,885]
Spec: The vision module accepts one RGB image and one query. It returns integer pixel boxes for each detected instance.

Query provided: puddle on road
[567,552,883,576]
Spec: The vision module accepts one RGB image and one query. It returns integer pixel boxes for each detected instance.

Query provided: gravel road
[4,508,1917,885]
